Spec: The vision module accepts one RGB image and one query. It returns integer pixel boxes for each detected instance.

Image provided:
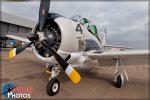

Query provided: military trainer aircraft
[6,0,149,96]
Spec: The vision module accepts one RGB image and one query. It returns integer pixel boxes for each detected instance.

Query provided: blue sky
[1,1,149,49]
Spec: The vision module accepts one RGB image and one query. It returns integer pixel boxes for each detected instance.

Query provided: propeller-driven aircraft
[6,0,149,96]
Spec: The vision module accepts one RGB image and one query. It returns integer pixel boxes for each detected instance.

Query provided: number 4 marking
[76,24,83,34]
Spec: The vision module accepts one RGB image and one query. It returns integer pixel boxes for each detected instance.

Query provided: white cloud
[1,1,148,49]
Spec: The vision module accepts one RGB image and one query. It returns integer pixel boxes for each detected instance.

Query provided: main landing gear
[45,64,61,96]
[114,58,129,88]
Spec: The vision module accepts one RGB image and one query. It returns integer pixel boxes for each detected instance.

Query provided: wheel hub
[52,83,59,93]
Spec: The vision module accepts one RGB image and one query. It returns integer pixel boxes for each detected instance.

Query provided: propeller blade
[9,42,33,58]
[39,0,51,32]
[41,41,81,84]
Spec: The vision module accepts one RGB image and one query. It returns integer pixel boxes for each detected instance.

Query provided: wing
[6,35,30,43]
[87,50,150,66]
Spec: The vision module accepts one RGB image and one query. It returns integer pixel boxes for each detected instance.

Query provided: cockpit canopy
[71,15,98,36]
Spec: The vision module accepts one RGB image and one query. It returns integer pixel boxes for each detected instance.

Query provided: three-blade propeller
[8,0,81,84]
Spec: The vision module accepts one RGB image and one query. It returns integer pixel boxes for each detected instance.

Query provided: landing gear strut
[114,58,129,88]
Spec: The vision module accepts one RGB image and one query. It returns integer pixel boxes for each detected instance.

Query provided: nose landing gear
[46,78,60,96]
[45,64,61,96]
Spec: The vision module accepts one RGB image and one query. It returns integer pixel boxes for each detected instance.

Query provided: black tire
[115,75,122,88]
[46,78,60,96]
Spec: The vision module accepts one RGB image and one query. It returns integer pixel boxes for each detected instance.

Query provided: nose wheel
[46,64,61,96]
[46,78,60,96]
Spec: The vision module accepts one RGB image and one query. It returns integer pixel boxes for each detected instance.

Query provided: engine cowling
[31,16,61,62]
[54,17,84,52]
[31,13,84,62]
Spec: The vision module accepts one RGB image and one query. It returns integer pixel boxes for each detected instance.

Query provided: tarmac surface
[1,50,149,99]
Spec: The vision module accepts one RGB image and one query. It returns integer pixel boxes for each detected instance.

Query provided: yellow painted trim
[69,69,81,84]
[9,49,15,58]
